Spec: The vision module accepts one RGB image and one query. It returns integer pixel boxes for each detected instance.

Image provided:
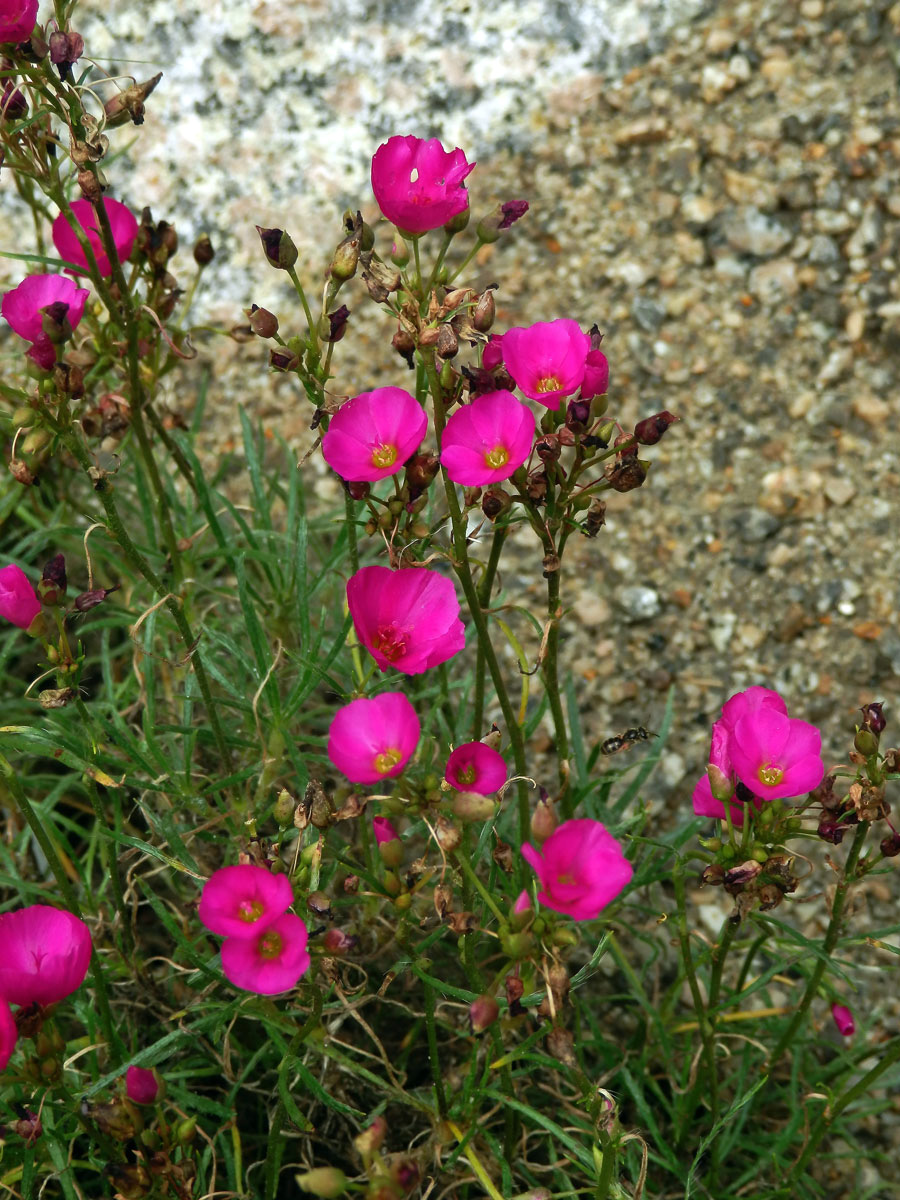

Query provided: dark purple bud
[324,304,350,343]
[634,410,678,446]
[74,585,120,612]
[405,452,440,496]
[701,863,726,886]
[818,818,846,845]
[269,347,300,372]
[255,226,298,270]
[246,305,279,338]
[880,832,900,858]
[1,83,28,121]
[481,486,512,521]
[861,702,886,735]
[345,479,370,501]
[499,200,529,229]
[41,554,67,590]
[193,233,214,265]
[534,434,561,463]
[566,396,592,433]
[469,994,500,1033]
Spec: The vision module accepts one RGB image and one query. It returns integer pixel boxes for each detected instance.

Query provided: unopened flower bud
[49,30,84,69]
[73,584,119,612]
[256,226,298,270]
[817,818,846,844]
[39,553,67,606]
[323,304,350,342]
[472,289,496,332]
[322,928,356,954]
[701,863,726,886]
[860,702,886,735]
[405,452,439,495]
[390,236,409,266]
[831,1003,855,1037]
[854,727,879,757]
[269,347,300,372]
[330,234,360,282]
[469,994,499,1033]
[1,83,28,121]
[246,304,279,338]
[880,831,900,857]
[634,410,678,445]
[565,396,591,433]
[530,794,556,843]
[451,791,497,822]
[477,200,529,243]
[192,233,214,265]
[353,1116,387,1158]
[295,1167,347,1198]
[481,486,512,521]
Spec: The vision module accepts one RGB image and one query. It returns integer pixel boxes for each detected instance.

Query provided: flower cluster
[693,686,824,825]
[0,906,92,1070]
[198,864,309,995]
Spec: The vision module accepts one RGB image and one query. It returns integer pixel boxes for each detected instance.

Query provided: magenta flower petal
[730,711,824,801]
[125,1066,159,1105]
[372,816,399,845]
[482,334,504,370]
[445,742,507,795]
[52,198,139,277]
[520,819,632,921]
[581,349,610,399]
[328,692,420,784]
[0,0,38,42]
[441,390,535,486]
[0,906,92,1007]
[720,686,788,731]
[502,319,592,409]
[0,564,41,630]
[2,273,90,344]
[347,565,464,675]
[0,997,17,1070]
[371,135,474,235]
[322,388,427,482]
[513,890,532,914]
[198,864,293,938]
[831,1003,855,1037]
[220,913,310,995]
[691,774,762,827]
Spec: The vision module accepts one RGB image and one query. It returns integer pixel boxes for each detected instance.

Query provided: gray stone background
[2,0,900,823]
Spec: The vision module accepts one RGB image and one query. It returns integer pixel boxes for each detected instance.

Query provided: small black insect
[600,726,656,755]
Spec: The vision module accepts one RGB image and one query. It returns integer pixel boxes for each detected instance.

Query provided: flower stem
[453,851,506,926]
[766,820,869,1068]
[473,525,507,738]
[543,567,570,810]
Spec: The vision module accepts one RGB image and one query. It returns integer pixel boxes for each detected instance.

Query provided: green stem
[446,237,486,284]
[543,567,570,810]
[286,265,319,359]
[264,988,323,1200]
[708,915,739,1014]
[473,525,507,739]
[423,979,448,1119]
[453,851,507,926]
[594,1130,617,1199]
[421,351,530,840]
[421,230,453,302]
[673,859,719,1135]
[344,491,359,573]
[767,821,869,1069]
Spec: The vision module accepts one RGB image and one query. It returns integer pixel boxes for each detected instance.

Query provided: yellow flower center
[371,442,398,469]
[237,899,264,923]
[258,930,283,960]
[374,747,404,776]
[458,764,477,785]
[484,445,509,469]
[535,375,561,394]
[556,872,576,886]
[757,764,784,787]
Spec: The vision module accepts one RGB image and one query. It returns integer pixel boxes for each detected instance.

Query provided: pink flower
[513,890,532,914]
[831,1003,855,1037]
[721,686,788,730]
[371,135,475,235]
[52,197,139,277]
[198,864,293,938]
[328,692,420,784]
[372,816,399,845]
[0,0,38,42]
[707,687,791,799]
[2,273,90,369]
[482,335,504,371]
[445,741,507,796]
[321,388,427,482]
[520,819,633,921]
[501,319,592,409]
[0,564,41,630]
[729,707,825,802]
[125,1066,159,1105]
[347,565,464,675]
[0,998,16,1070]
[0,905,92,1007]
[440,390,535,486]
[220,913,310,994]
[692,774,763,828]
[581,349,609,399]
